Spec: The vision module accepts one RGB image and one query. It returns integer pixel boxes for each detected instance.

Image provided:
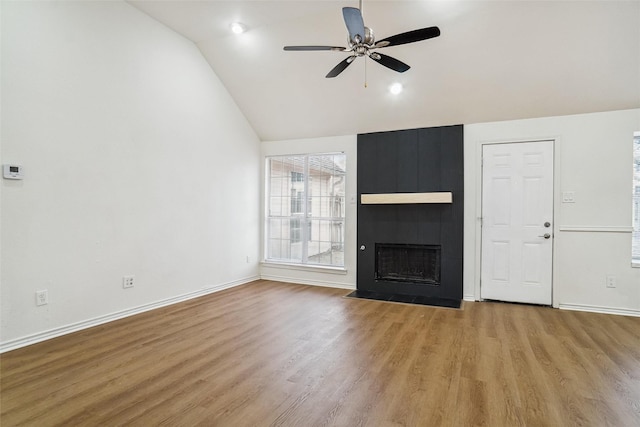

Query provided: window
[633,132,640,266]
[266,153,346,267]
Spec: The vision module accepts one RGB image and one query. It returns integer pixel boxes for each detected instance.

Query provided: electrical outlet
[123,275,135,289]
[606,275,617,288]
[36,290,48,306]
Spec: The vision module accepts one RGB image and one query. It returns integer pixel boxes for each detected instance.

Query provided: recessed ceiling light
[389,83,403,95]
[230,22,246,34]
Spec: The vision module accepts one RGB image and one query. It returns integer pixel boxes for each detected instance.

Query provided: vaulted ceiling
[128,0,640,141]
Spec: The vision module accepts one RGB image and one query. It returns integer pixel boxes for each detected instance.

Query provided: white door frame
[472,138,560,307]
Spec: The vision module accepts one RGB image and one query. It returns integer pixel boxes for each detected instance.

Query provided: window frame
[632,132,640,267]
[264,152,346,268]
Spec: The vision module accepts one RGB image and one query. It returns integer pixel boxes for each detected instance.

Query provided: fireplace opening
[375,243,441,285]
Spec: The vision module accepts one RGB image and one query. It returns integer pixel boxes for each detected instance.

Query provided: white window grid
[266,153,346,267]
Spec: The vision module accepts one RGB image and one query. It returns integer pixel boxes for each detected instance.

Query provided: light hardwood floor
[1,280,639,426]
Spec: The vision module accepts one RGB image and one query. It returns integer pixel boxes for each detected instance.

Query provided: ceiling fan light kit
[283,3,440,79]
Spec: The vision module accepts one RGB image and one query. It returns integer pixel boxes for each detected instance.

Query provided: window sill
[632,261,640,269]
[261,261,348,275]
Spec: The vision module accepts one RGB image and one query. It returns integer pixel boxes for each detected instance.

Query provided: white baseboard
[0,275,259,354]
[260,274,355,290]
[13,277,634,353]
[463,295,476,302]
[559,303,640,317]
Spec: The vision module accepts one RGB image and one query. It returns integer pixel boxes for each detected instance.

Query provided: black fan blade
[284,46,346,51]
[370,53,410,73]
[326,56,356,78]
[374,27,440,48]
[342,7,365,43]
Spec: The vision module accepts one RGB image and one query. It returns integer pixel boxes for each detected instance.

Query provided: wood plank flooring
[1,280,639,426]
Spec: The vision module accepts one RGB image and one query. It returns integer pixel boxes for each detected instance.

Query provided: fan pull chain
[361,0,365,88]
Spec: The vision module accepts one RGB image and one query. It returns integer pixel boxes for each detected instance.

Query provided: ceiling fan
[283,1,440,78]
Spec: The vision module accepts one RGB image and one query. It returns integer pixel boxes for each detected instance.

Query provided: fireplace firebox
[375,243,441,285]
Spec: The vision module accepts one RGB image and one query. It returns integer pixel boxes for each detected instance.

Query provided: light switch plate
[562,191,575,203]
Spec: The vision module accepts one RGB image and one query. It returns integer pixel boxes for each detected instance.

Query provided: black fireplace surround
[357,125,463,303]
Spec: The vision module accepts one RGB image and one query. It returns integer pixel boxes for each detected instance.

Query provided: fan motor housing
[350,27,375,47]
[364,27,375,45]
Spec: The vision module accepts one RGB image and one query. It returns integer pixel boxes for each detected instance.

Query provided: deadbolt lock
[544,222,551,228]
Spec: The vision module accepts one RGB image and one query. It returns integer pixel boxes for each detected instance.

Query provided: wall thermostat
[3,164,23,180]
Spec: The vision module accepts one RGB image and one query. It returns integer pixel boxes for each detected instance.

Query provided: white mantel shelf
[360,192,453,205]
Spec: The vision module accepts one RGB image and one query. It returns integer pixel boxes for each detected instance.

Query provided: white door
[481,141,554,305]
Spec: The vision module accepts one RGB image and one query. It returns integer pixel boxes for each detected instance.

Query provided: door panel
[481,141,553,305]
[491,241,510,281]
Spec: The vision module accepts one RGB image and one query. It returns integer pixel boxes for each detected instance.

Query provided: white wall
[464,109,640,314]
[0,1,261,349]
[260,135,357,289]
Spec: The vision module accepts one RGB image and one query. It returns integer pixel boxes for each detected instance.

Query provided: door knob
[538,233,551,239]
[360,245,366,251]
